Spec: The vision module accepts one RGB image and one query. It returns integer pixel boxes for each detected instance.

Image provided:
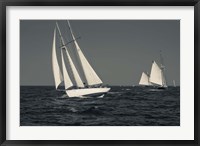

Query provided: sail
[173,80,176,87]
[64,48,84,88]
[74,41,103,86]
[139,72,151,86]
[67,21,103,86]
[52,28,63,89]
[149,61,163,86]
[61,49,73,89]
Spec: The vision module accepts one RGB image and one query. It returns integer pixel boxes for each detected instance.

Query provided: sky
[20,20,180,86]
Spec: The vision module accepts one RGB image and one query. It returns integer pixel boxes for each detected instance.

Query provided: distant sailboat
[138,52,167,89]
[52,21,110,97]
[139,72,152,86]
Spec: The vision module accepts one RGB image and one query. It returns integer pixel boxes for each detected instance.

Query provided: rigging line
[58,37,81,48]
[66,37,81,45]
[56,22,65,46]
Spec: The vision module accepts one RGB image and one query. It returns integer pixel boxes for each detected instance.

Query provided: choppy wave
[20,86,180,126]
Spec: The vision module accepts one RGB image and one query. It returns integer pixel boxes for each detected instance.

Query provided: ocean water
[20,86,180,126]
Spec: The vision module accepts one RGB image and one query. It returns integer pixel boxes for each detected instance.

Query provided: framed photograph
[1,0,199,145]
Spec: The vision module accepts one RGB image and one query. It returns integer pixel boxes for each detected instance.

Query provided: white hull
[66,87,110,97]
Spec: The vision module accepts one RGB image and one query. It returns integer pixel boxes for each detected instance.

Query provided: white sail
[64,48,84,88]
[68,21,103,86]
[173,80,176,87]
[149,61,163,86]
[52,28,63,89]
[139,72,151,86]
[61,49,73,89]
[74,42,103,86]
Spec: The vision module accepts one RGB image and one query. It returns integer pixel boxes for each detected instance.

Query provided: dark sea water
[20,86,180,126]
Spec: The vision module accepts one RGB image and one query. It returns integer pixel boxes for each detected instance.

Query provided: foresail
[74,41,103,86]
[139,72,151,85]
[61,49,73,89]
[52,28,63,89]
[67,21,103,86]
[64,49,84,88]
[149,61,163,86]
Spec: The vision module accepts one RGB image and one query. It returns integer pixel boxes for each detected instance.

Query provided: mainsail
[52,28,63,89]
[149,61,166,87]
[139,72,151,86]
[67,20,103,86]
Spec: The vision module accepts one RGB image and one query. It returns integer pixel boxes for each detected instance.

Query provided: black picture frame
[0,0,199,145]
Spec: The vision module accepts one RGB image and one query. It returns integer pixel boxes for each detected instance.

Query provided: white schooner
[52,21,110,97]
[139,52,167,89]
